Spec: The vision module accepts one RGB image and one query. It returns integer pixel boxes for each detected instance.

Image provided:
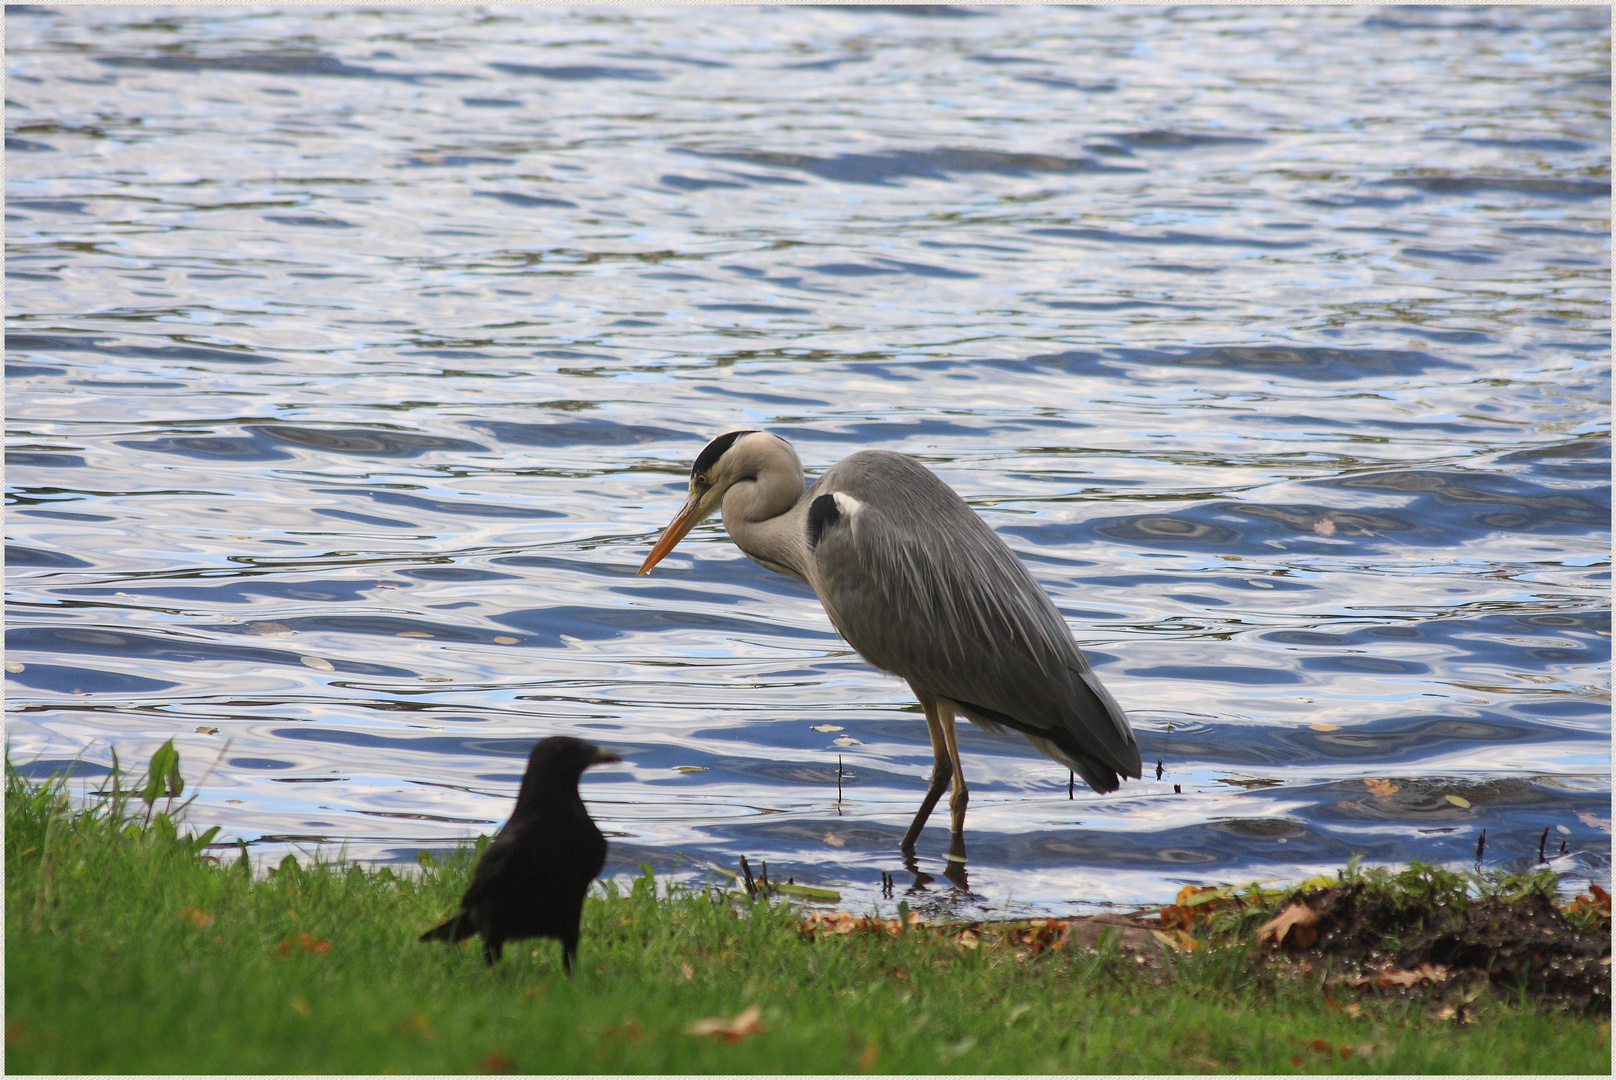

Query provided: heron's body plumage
[639,430,1142,867]
[800,450,1140,792]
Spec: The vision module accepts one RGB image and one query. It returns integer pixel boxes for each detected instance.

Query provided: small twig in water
[1155,759,1164,781]
[1537,826,1550,864]
[1068,771,1074,800]
[739,855,757,898]
[1475,828,1486,870]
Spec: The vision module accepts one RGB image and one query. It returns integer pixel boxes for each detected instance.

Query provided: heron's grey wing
[808,451,1141,790]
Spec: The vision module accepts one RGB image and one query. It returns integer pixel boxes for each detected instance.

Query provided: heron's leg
[943,831,969,890]
[935,698,969,839]
[899,690,952,853]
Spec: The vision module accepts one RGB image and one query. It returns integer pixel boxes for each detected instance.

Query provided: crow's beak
[590,747,622,766]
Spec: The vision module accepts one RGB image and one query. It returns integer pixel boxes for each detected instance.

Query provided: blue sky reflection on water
[5,4,1609,916]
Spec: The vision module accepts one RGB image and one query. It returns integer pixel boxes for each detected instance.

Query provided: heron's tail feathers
[1022,734,1133,793]
[949,666,1142,794]
[420,912,476,943]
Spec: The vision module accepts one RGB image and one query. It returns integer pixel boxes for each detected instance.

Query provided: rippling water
[7,4,1610,916]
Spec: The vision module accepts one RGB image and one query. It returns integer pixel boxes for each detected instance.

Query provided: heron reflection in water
[639,431,1141,887]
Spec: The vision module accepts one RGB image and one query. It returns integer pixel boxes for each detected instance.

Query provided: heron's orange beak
[637,491,710,576]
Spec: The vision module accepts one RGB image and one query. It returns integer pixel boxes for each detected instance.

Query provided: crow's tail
[420,912,475,943]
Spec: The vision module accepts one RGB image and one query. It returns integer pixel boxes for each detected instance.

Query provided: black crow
[420,736,619,971]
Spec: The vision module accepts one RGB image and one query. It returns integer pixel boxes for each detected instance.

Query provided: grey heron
[638,430,1141,875]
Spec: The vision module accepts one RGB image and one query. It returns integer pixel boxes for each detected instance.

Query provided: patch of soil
[1270,882,1611,1012]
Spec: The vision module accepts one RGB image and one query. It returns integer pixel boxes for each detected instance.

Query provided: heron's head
[638,430,797,575]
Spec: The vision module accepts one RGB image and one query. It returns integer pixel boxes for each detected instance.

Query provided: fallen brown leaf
[278,931,330,956]
[687,1004,765,1043]
[1330,962,1449,988]
[1563,882,1611,923]
[1256,901,1319,947]
[1363,778,1399,798]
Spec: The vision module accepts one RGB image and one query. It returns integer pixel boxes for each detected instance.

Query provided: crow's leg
[562,934,578,975]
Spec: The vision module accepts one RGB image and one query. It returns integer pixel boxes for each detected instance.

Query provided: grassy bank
[6,758,1609,1074]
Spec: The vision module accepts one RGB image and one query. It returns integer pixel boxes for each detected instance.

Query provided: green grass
[6,759,1609,1074]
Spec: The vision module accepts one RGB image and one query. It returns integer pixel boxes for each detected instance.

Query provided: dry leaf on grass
[1564,882,1611,922]
[1363,778,1399,798]
[278,931,330,956]
[687,1004,765,1042]
[1256,901,1319,947]
[1330,962,1449,988]
[800,911,913,938]
[179,906,212,928]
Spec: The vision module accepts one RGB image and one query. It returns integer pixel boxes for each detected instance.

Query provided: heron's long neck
[721,469,808,582]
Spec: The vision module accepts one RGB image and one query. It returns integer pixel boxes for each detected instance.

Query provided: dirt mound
[1265,881,1610,1012]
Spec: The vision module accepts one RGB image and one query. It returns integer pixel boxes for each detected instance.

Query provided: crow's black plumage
[420,736,619,972]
